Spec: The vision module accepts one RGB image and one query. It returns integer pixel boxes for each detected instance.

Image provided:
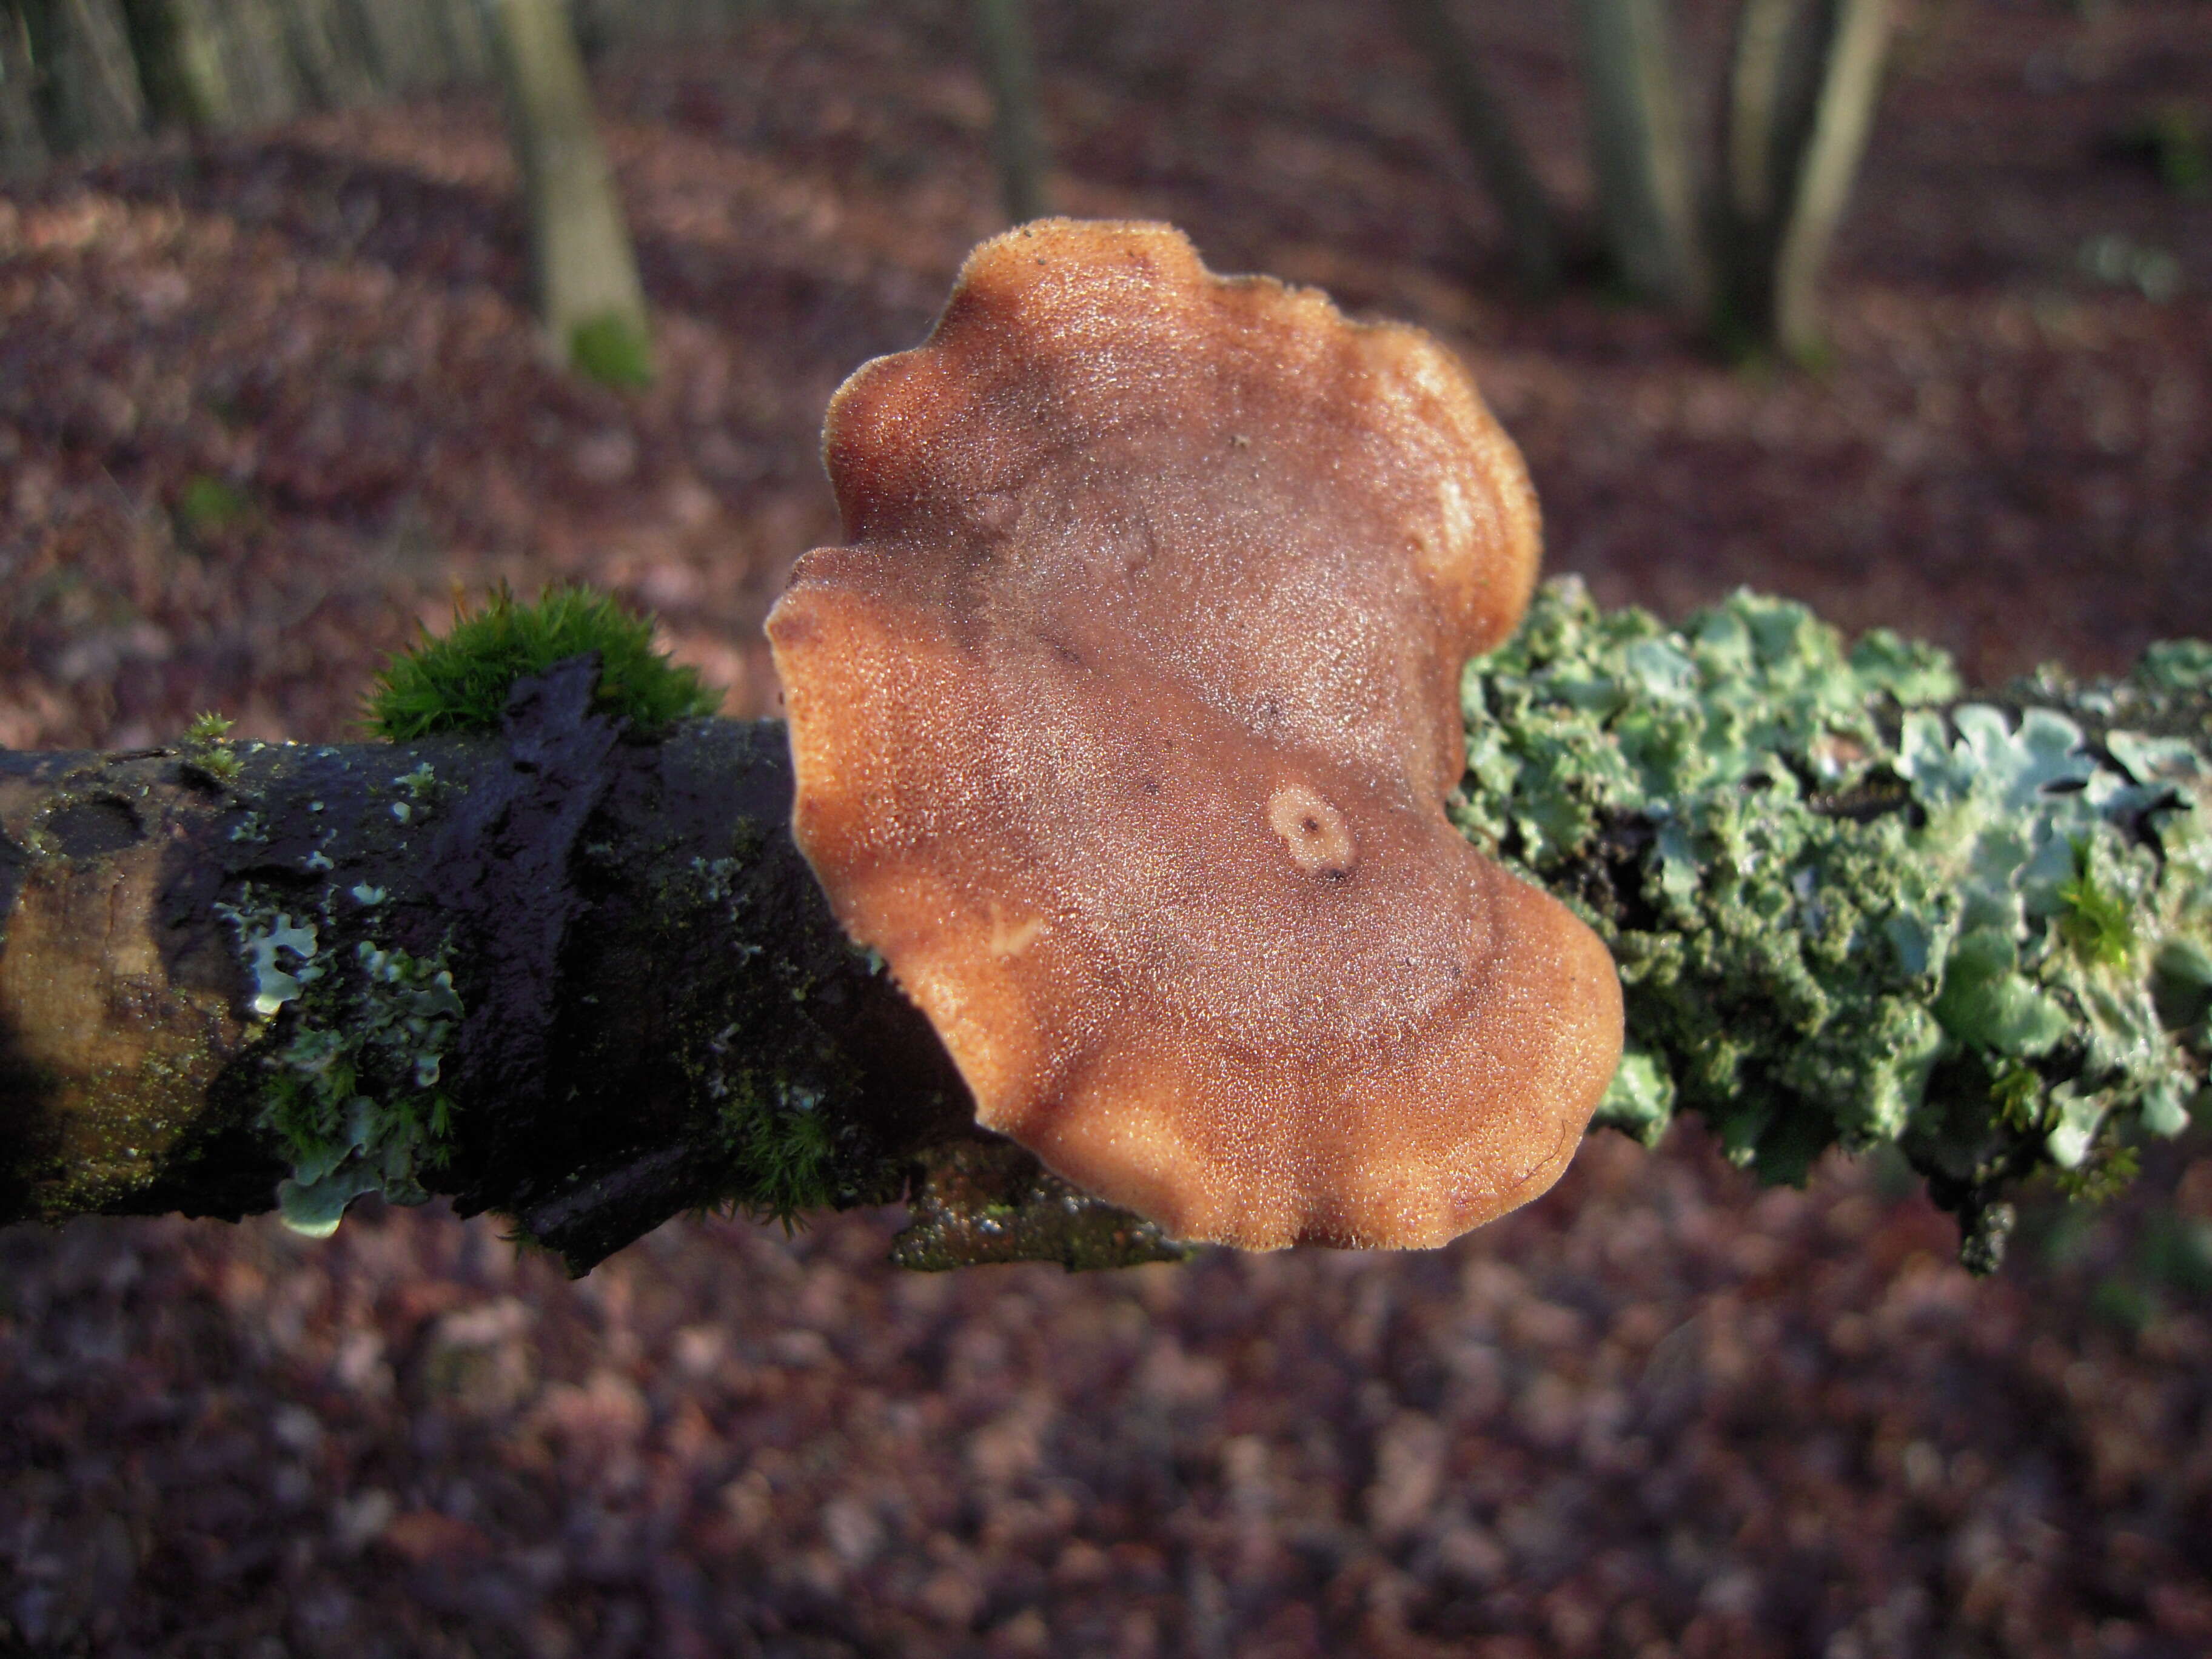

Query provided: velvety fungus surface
[766,220,1623,1248]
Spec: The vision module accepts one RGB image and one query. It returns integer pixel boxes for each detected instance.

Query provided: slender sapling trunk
[973,0,1050,224]
[477,0,655,386]
[1571,0,1706,309]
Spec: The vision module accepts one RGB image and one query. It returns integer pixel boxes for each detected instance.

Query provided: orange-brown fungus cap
[766,220,1623,1249]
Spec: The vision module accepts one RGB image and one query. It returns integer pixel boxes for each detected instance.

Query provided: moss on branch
[364,583,719,740]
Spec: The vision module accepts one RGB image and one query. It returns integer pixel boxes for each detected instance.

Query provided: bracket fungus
[766,220,1623,1250]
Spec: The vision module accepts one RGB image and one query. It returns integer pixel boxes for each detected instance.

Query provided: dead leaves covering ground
[2,0,2211,1654]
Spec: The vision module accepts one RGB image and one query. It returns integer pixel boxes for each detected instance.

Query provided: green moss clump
[364,583,719,740]
[179,709,243,785]
[183,711,233,746]
[720,1083,840,1228]
[1460,579,2212,1262]
[2057,840,2137,968]
[685,1037,905,1238]
[647,853,903,1238]
[568,310,655,389]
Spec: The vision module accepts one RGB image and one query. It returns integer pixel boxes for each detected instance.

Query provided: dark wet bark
[0,659,1178,1275]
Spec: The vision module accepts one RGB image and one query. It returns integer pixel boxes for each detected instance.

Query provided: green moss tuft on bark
[363,583,719,740]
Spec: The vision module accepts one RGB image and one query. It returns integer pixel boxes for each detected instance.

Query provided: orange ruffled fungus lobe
[766,221,1623,1249]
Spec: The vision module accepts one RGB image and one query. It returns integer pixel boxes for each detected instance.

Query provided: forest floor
[4,0,2212,1654]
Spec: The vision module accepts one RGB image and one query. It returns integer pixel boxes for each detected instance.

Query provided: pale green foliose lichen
[219,887,463,1237]
[1459,580,2212,1252]
[215,902,323,1017]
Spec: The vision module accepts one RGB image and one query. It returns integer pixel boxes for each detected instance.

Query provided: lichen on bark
[1455,578,2212,1269]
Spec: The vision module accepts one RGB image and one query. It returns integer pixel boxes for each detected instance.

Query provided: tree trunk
[1390,0,1559,293]
[973,0,1050,224]
[276,0,377,111]
[426,0,497,85]
[476,0,654,385]
[0,3,55,173]
[1720,0,1819,347]
[17,0,144,155]
[1721,0,1892,359]
[116,0,229,131]
[1570,0,1705,309]
[341,0,471,94]
[1724,0,1808,240]
[1769,0,1891,361]
[204,0,301,126]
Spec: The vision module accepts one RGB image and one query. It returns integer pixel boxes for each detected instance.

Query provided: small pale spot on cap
[1268,783,1355,877]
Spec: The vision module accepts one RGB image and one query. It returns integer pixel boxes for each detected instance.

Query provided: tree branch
[5,589,2210,1276]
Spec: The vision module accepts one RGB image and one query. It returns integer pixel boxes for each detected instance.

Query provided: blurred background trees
[1390,0,1558,291]
[954,0,1900,357]
[1,0,1899,361]
[2,0,675,380]
[1713,0,1894,357]
[971,0,1048,224]
[1381,0,1899,356]
[2,3,2208,1651]
[1,0,763,170]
